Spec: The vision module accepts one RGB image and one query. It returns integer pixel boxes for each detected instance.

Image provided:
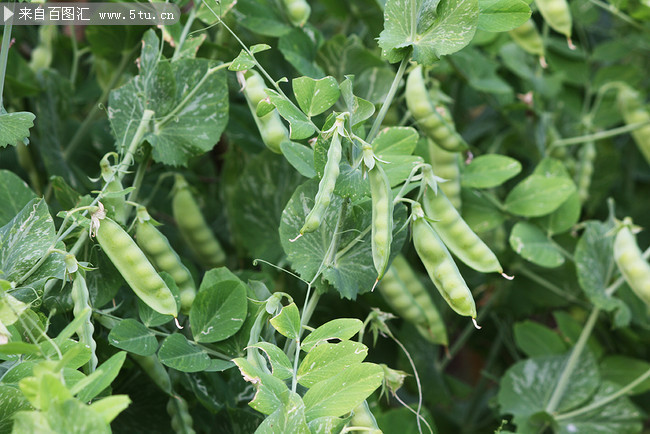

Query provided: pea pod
[428,139,462,210]
[281,0,310,27]
[243,70,289,154]
[347,401,382,433]
[422,189,504,275]
[411,203,477,319]
[617,84,650,166]
[71,271,98,373]
[379,254,448,346]
[369,163,393,283]
[95,216,178,317]
[575,141,596,204]
[405,65,468,152]
[613,218,650,307]
[535,0,573,45]
[136,207,197,314]
[172,175,226,269]
[508,19,547,67]
[167,395,196,434]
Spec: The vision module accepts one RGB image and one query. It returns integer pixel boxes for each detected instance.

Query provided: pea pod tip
[471,318,481,330]
[501,272,514,281]
[289,233,302,243]
[174,317,183,330]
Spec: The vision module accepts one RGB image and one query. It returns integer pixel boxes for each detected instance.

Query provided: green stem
[588,0,647,31]
[552,121,650,148]
[545,307,601,414]
[513,265,585,305]
[291,291,321,393]
[173,7,196,61]
[0,18,13,110]
[366,57,409,143]
[555,367,650,421]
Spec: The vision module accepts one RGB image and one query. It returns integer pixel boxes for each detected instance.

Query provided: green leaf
[0,384,31,433]
[229,49,257,71]
[108,319,158,356]
[233,357,290,415]
[250,342,294,380]
[190,273,248,343]
[0,170,37,226]
[307,415,350,434]
[600,356,650,395]
[281,141,317,178]
[76,351,127,403]
[237,0,292,37]
[270,303,301,340]
[461,155,522,188]
[293,76,340,117]
[513,321,567,358]
[477,0,531,32]
[266,89,316,140]
[534,191,581,235]
[256,392,310,434]
[0,112,35,148]
[574,221,631,328]
[504,175,576,217]
[279,180,408,299]
[378,0,479,64]
[340,76,375,128]
[158,333,211,372]
[46,399,110,434]
[297,341,368,388]
[278,28,326,78]
[553,311,604,359]
[509,221,565,268]
[89,395,132,424]
[372,127,423,187]
[301,319,364,352]
[303,363,384,421]
[460,188,505,233]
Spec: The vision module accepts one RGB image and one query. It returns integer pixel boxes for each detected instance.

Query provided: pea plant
[1,0,650,432]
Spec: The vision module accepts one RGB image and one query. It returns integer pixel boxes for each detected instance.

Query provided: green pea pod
[96,217,178,317]
[281,0,310,27]
[132,354,172,394]
[347,401,382,433]
[167,396,196,434]
[412,203,477,319]
[423,189,503,275]
[405,65,468,152]
[172,175,226,269]
[369,163,393,283]
[71,272,98,372]
[428,139,462,210]
[617,84,650,166]
[104,179,127,225]
[379,255,448,346]
[575,141,596,204]
[614,219,650,307]
[535,0,573,41]
[243,70,288,154]
[136,207,197,314]
[508,19,547,67]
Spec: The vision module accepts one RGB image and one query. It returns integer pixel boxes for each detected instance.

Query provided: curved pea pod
[428,139,462,210]
[613,219,650,307]
[535,0,573,42]
[167,395,195,434]
[243,71,288,154]
[172,175,226,269]
[282,0,310,27]
[422,189,503,274]
[136,207,197,314]
[405,65,468,152]
[617,84,650,166]
[508,19,547,67]
[411,203,477,319]
[379,255,448,346]
[369,163,393,283]
[96,217,178,317]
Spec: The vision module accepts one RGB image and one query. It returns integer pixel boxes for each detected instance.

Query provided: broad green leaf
[340,77,375,128]
[293,76,340,117]
[461,155,522,188]
[279,28,326,79]
[256,392,310,434]
[303,363,384,420]
[46,399,110,434]
[504,175,575,217]
[513,321,567,358]
[250,342,293,380]
[11,411,52,434]
[0,384,31,433]
[553,312,604,359]
[460,188,505,233]
[77,351,127,403]
[41,340,91,371]
[497,353,599,426]
[0,111,35,148]
[266,89,316,140]
[49,176,81,212]
[229,49,257,71]
[281,141,317,178]
[477,0,531,32]
[308,416,350,434]
[0,293,28,326]
[196,0,237,24]
[0,342,41,356]
[233,357,290,415]
[372,127,423,187]
[600,356,650,395]
[108,319,158,356]
[534,191,581,235]
[297,341,368,388]
[158,333,211,372]
[574,221,630,328]
[270,303,301,340]
[237,0,292,37]
[0,170,37,226]
[378,0,479,64]
[190,274,247,343]
[89,395,132,424]
[279,180,408,299]
[301,319,364,352]
[451,47,513,97]
[509,221,565,268]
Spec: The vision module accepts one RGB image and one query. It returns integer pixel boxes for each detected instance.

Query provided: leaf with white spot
[297,341,368,388]
[0,112,36,148]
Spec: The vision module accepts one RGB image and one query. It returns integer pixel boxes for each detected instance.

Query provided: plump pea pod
[614,219,650,307]
[428,138,462,210]
[132,354,172,394]
[369,163,393,284]
[71,272,98,372]
[103,179,128,225]
[575,141,596,204]
[379,255,448,346]
[243,70,289,154]
[167,395,196,434]
[508,19,547,67]
[535,0,573,42]
[96,216,178,317]
[347,401,382,433]
[172,175,226,269]
[617,84,650,166]
[411,203,477,319]
[282,0,310,27]
[299,132,342,235]
[135,207,197,315]
[405,65,468,152]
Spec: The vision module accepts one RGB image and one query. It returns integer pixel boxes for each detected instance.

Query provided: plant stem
[291,291,321,393]
[545,307,600,414]
[588,0,647,31]
[366,57,409,143]
[555,367,650,421]
[552,121,650,147]
[0,19,13,110]
[173,7,196,61]
[513,265,585,305]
